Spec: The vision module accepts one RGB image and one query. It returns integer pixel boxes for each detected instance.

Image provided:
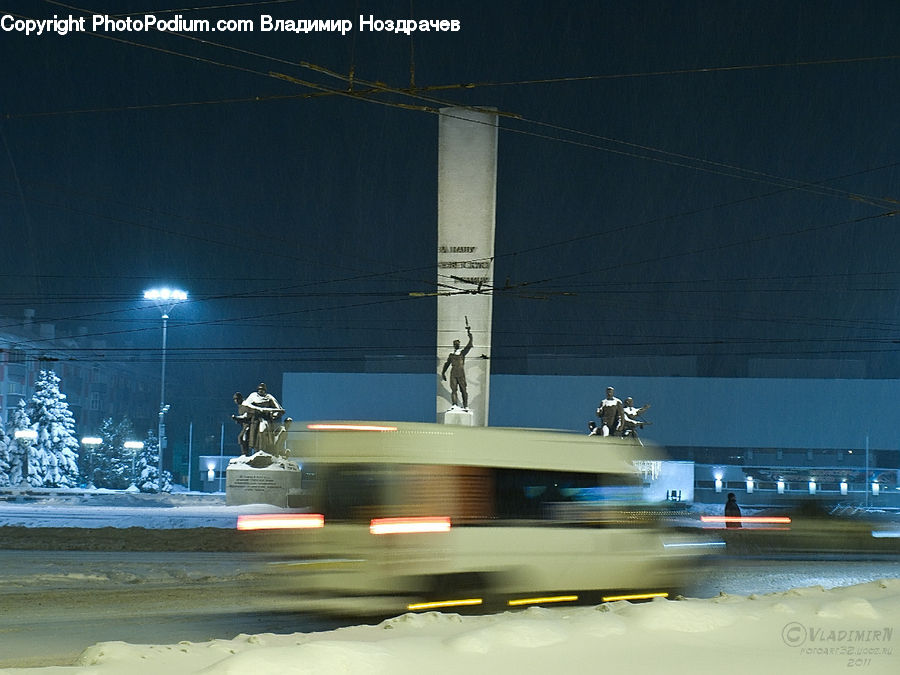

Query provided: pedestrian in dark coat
[725,492,742,528]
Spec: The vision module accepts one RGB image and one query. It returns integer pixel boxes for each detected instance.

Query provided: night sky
[1,1,898,449]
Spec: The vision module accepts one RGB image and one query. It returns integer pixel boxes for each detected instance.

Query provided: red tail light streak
[236,513,325,530]
[370,516,452,535]
[700,515,792,529]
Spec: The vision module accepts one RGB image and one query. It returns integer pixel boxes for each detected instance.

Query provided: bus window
[300,464,394,521]
[300,463,495,522]
[494,469,644,521]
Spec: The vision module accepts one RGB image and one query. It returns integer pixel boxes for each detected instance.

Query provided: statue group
[591,386,652,442]
[232,382,291,457]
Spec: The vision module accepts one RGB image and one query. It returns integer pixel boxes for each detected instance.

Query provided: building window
[90,391,100,411]
[7,348,26,364]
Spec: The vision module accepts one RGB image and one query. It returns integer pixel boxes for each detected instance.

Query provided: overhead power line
[6,10,896,210]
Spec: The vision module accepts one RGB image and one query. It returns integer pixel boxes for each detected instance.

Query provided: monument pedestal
[225,452,302,507]
[442,408,475,426]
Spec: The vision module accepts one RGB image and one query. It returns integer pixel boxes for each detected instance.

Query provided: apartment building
[0,310,156,437]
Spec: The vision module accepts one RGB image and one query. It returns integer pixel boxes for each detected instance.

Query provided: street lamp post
[80,436,102,488]
[124,440,144,489]
[143,287,187,492]
[865,434,869,508]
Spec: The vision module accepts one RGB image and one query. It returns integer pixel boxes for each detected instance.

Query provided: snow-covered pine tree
[134,429,172,493]
[24,370,80,488]
[0,417,10,487]
[7,402,34,486]
[93,417,134,490]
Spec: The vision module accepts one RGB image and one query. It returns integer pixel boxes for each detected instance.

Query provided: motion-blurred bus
[241,421,716,615]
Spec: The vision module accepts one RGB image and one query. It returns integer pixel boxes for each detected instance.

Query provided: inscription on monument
[228,473,281,492]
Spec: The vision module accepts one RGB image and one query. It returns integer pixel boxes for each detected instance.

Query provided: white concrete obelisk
[436,107,498,427]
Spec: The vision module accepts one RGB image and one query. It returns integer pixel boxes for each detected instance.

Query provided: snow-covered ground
[0,491,263,529]
[1,491,898,674]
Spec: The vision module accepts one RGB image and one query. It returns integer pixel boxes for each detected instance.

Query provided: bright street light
[143,288,188,303]
[144,286,188,491]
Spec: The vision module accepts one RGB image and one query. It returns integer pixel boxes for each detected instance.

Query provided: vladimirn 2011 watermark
[782,622,894,668]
